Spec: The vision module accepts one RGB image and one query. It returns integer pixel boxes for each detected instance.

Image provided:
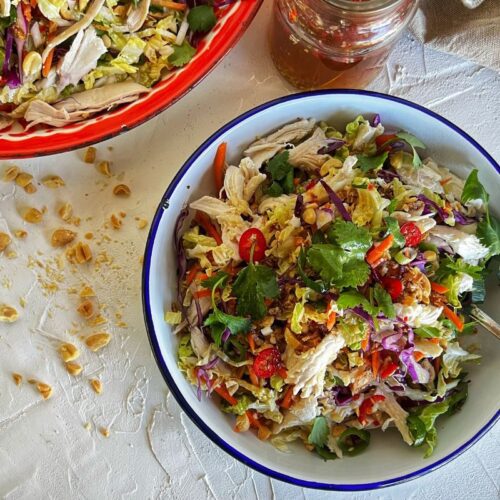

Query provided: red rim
[0,0,263,160]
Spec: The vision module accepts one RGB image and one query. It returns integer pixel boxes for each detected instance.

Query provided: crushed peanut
[83,422,92,431]
[42,175,65,188]
[14,230,27,239]
[90,378,102,394]
[87,314,107,327]
[27,378,37,384]
[77,299,94,319]
[136,219,148,230]
[3,166,20,182]
[24,183,37,194]
[80,285,95,298]
[84,232,93,239]
[51,229,77,247]
[85,332,111,352]
[0,232,11,251]
[110,214,122,229]
[12,373,23,386]
[97,161,112,177]
[67,242,92,264]
[15,172,33,187]
[21,207,43,224]
[65,362,82,376]
[84,147,97,164]
[58,203,73,221]
[58,342,80,362]
[100,427,110,438]
[0,304,19,322]
[36,382,53,400]
[113,184,131,197]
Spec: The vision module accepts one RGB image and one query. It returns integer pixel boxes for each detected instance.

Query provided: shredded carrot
[430,281,449,294]
[326,310,336,330]
[21,2,32,22]
[279,385,295,409]
[293,177,301,186]
[194,211,223,245]
[246,410,261,429]
[443,305,464,332]
[193,289,211,299]
[196,272,209,282]
[413,351,425,362]
[366,234,394,266]
[42,48,54,77]
[185,263,201,286]
[248,365,259,386]
[428,338,441,344]
[360,336,369,351]
[30,0,37,7]
[371,350,381,378]
[151,0,187,10]
[294,236,305,246]
[439,177,452,186]
[213,142,227,192]
[247,333,255,352]
[214,384,238,406]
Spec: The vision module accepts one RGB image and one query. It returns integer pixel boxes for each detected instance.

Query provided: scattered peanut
[90,378,102,394]
[58,342,80,362]
[84,147,96,164]
[65,362,82,376]
[21,207,43,224]
[42,175,65,188]
[97,161,112,177]
[136,219,148,230]
[36,382,53,400]
[67,242,92,264]
[84,232,93,239]
[24,183,37,194]
[0,305,19,322]
[110,214,122,229]
[58,202,73,221]
[51,229,77,247]
[77,299,94,319]
[0,232,11,251]
[234,413,250,433]
[12,373,23,386]
[13,229,27,239]
[3,166,20,182]
[100,427,110,438]
[15,172,33,188]
[85,333,111,352]
[80,285,95,298]
[83,422,92,431]
[113,184,131,197]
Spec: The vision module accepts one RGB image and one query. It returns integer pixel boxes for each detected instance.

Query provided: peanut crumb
[21,207,43,224]
[85,332,111,352]
[6,251,17,259]
[84,232,93,239]
[58,202,73,221]
[14,229,27,239]
[0,232,11,251]
[84,147,97,164]
[36,382,53,400]
[99,427,110,438]
[83,422,92,431]
[113,184,131,197]
[119,211,126,218]
[27,378,37,384]
[97,161,112,177]
[24,183,37,194]
[42,175,65,188]
[59,342,80,362]
[0,304,19,322]
[110,214,122,229]
[80,285,95,298]
[51,229,77,247]
[87,314,106,327]
[15,172,33,188]
[65,362,82,376]
[3,166,20,182]
[77,299,94,319]
[90,378,102,394]
[12,373,23,386]
[136,219,148,230]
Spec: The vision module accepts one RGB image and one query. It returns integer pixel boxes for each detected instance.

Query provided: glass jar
[269,0,419,90]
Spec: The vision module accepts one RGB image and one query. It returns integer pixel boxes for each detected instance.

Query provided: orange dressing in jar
[269,0,418,90]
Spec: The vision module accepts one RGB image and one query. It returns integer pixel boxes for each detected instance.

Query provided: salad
[0,0,228,128]
[167,115,500,460]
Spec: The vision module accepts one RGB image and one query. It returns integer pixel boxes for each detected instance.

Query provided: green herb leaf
[232,263,279,320]
[461,169,489,206]
[477,216,500,257]
[434,256,484,281]
[168,41,196,68]
[396,132,426,169]
[202,271,229,290]
[0,5,17,29]
[265,181,283,197]
[297,248,326,293]
[307,416,329,448]
[414,326,442,338]
[337,290,378,316]
[356,151,388,173]
[373,283,395,318]
[266,150,293,181]
[327,220,373,256]
[204,308,251,347]
[187,5,217,33]
[384,216,405,247]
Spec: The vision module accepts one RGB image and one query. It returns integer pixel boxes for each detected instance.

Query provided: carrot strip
[413,351,425,362]
[248,365,259,386]
[151,0,187,9]
[443,305,464,332]
[213,142,227,192]
[246,410,261,429]
[428,338,441,344]
[279,385,295,409]
[194,211,223,245]
[247,333,255,352]
[326,310,336,330]
[185,263,201,286]
[371,350,380,378]
[42,48,54,77]
[193,289,211,299]
[366,234,394,266]
[430,281,449,294]
[360,336,369,351]
[214,384,238,406]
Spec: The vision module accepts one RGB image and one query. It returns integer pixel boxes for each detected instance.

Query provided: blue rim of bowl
[142,89,500,491]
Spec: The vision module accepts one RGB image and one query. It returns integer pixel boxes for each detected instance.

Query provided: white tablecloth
[0,2,498,498]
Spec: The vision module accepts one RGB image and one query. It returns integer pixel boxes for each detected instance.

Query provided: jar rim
[325,0,408,12]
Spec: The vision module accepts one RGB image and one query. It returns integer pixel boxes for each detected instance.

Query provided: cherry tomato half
[381,276,404,301]
[239,228,266,262]
[400,222,422,247]
[375,133,397,149]
[253,347,282,378]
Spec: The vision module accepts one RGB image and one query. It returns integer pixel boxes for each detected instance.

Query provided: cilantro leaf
[384,216,405,247]
[356,151,388,173]
[307,244,370,289]
[297,248,326,293]
[414,326,442,338]
[396,132,425,169]
[477,216,500,257]
[0,5,16,28]
[187,5,217,33]
[232,263,279,320]
[202,271,229,290]
[267,150,292,181]
[266,181,283,197]
[327,220,372,255]
[337,290,378,316]
[168,41,196,68]
[434,256,484,281]
[308,416,329,448]
[373,283,395,318]
[461,169,489,206]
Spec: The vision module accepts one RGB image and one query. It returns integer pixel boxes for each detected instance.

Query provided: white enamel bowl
[142,91,500,491]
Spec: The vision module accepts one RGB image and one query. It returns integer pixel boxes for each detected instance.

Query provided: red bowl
[0,0,262,160]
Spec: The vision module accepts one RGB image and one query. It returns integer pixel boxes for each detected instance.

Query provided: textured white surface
[0,2,499,498]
